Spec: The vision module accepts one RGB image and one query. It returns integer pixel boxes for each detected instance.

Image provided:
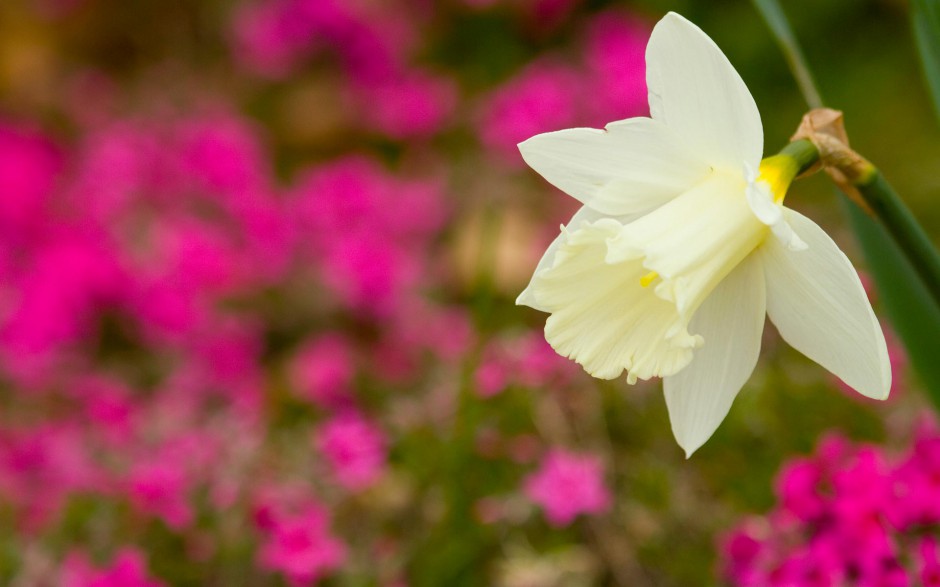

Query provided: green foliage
[846,202,940,405]
[912,0,940,120]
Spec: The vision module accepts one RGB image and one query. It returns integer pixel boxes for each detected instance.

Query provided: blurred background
[0,0,938,585]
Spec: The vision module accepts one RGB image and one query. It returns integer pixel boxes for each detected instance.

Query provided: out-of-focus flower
[315,412,387,491]
[523,449,611,526]
[61,548,165,587]
[258,504,347,586]
[289,334,356,409]
[126,460,193,530]
[480,60,582,165]
[516,12,890,456]
[582,11,648,123]
[722,428,940,586]
[355,70,457,139]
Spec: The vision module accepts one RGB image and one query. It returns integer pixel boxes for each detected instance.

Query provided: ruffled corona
[530,171,774,384]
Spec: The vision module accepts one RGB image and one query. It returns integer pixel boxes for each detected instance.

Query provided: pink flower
[126,460,193,530]
[479,61,582,165]
[0,124,61,247]
[722,430,940,585]
[524,449,611,526]
[582,12,649,123]
[62,548,164,587]
[289,334,356,409]
[475,354,510,399]
[355,70,456,139]
[259,504,347,586]
[920,538,940,587]
[316,412,387,491]
[230,1,308,78]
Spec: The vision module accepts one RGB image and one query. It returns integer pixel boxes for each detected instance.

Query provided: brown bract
[791,108,876,214]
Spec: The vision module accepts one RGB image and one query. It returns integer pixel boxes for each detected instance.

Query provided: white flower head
[516,12,890,456]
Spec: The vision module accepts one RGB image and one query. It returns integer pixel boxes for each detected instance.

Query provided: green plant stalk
[778,138,819,173]
[852,171,940,306]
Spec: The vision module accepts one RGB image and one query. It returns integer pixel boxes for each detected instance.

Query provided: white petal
[759,209,891,399]
[516,205,605,311]
[531,219,703,383]
[518,117,710,216]
[646,12,763,171]
[663,254,766,458]
[744,169,808,252]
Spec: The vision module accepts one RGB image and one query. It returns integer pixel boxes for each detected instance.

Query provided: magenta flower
[722,427,940,585]
[355,70,456,139]
[289,334,356,409]
[479,61,582,165]
[315,412,387,491]
[524,449,612,526]
[62,548,165,587]
[126,460,193,530]
[258,504,347,586]
[582,11,649,123]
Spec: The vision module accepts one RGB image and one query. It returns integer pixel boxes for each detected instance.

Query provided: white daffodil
[516,12,890,456]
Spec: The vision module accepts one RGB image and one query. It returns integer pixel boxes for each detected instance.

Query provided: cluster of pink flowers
[0,0,654,582]
[0,105,456,582]
[721,427,940,586]
[61,548,164,587]
[478,10,648,164]
[231,0,454,140]
[475,331,580,398]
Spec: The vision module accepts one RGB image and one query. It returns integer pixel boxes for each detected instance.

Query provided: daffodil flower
[516,12,890,456]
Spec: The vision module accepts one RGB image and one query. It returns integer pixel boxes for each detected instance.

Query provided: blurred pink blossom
[62,548,165,587]
[0,124,61,247]
[524,448,611,526]
[722,427,940,586]
[355,70,457,139]
[258,504,347,586]
[316,412,387,491]
[582,11,649,123]
[289,334,356,408]
[479,60,582,165]
[126,460,193,530]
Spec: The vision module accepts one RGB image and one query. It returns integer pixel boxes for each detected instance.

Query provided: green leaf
[845,201,940,406]
[750,0,822,109]
[912,0,940,120]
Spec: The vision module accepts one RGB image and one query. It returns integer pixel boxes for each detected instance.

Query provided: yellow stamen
[757,154,800,204]
[640,271,659,288]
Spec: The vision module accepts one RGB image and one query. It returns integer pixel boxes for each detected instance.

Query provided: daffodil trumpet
[517,12,891,456]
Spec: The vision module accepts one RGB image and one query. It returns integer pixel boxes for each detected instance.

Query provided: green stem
[779,138,819,174]
[775,140,940,308]
[854,171,940,305]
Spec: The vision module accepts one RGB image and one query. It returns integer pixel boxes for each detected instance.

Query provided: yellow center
[640,271,659,288]
[757,154,800,204]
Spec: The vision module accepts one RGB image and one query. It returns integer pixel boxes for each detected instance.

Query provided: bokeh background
[0,0,939,585]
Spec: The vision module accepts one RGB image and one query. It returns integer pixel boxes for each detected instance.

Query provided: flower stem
[778,138,819,175]
[777,137,940,308]
[853,171,940,305]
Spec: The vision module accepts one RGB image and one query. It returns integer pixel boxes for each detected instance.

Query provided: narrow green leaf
[912,0,940,120]
[750,0,940,402]
[845,202,940,404]
[750,0,823,109]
